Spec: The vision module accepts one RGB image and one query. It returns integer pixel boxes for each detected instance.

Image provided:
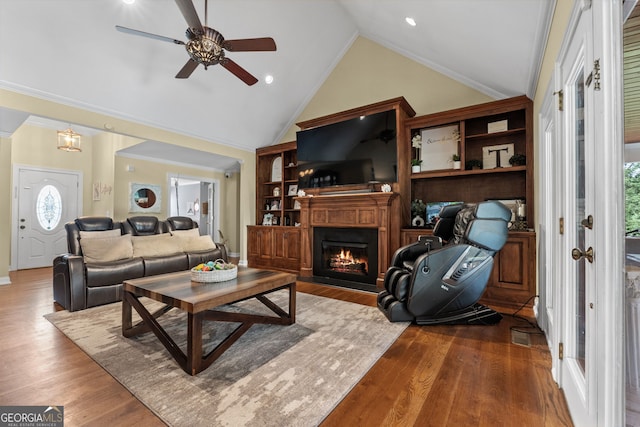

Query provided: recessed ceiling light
[265,75,274,84]
[122,0,135,4]
[405,17,416,27]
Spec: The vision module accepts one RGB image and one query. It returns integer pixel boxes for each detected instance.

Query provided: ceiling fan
[116,0,276,85]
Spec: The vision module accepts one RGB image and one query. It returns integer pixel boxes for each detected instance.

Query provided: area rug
[45,291,408,427]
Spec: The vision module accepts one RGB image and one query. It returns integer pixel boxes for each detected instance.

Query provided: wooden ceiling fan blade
[221,59,258,86]
[116,25,185,45]
[175,0,204,34]
[223,38,277,52]
[175,59,199,79]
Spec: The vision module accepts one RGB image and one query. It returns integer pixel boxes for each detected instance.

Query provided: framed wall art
[130,183,161,213]
[420,124,460,171]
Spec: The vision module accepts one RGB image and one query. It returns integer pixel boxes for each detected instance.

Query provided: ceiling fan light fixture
[186,27,225,68]
[57,127,82,152]
[405,17,417,27]
[265,75,274,84]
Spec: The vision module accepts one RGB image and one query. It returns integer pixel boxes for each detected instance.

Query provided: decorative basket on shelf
[191,259,238,283]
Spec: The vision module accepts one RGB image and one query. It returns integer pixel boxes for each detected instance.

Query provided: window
[36,185,62,230]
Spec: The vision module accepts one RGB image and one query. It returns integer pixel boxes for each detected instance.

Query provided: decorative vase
[412,215,425,227]
[412,165,421,173]
[453,161,461,169]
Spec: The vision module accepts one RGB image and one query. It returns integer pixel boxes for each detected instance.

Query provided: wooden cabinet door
[247,226,273,268]
[273,227,301,272]
[481,232,535,309]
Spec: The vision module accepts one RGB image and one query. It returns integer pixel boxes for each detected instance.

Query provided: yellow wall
[280,36,494,143]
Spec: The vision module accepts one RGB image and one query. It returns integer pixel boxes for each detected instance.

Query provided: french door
[548,1,625,425]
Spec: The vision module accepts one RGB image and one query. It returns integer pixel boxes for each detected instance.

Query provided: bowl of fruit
[191,259,237,283]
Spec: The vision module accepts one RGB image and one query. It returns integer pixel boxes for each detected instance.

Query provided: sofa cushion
[179,235,216,252]
[79,229,121,240]
[132,234,181,258]
[85,258,144,288]
[80,234,133,263]
[169,228,200,238]
[143,253,189,276]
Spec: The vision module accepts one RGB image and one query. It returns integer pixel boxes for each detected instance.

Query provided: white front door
[15,167,81,269]
[552,1,626,425]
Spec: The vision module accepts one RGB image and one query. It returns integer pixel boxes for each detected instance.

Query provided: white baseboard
[0,276,11,286]
[229,252,240,258]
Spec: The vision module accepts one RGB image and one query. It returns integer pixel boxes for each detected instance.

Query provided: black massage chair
[377,201,511,325]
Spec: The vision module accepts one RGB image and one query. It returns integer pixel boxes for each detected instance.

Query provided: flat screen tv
[296,110,397,189]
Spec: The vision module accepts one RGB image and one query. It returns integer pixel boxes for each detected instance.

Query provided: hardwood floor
[0,268,573,426]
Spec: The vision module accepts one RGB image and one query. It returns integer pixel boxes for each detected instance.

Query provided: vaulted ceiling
[0,0,554,167]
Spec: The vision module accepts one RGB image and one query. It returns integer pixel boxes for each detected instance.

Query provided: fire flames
[328,248,368,274]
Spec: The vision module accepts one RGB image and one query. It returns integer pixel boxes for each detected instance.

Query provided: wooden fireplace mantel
[296,191,399,288]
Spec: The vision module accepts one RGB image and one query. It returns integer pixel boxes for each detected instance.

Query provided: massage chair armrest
[390,236,442,270]
[53,254,87,312]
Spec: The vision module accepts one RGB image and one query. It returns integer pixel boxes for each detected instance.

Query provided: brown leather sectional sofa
[53,215,227,311]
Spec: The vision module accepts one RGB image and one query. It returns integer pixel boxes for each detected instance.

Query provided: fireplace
[313,227,378,292]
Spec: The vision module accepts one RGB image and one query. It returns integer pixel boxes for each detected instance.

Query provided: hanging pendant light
[57,126,82,152]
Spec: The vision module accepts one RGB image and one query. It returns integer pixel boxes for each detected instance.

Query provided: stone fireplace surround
[296,191,400,290]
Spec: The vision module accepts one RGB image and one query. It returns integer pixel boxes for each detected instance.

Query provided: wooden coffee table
[122,267,297,375]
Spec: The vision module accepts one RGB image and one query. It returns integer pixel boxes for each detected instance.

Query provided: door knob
[571,246,594,263]
[581,215,593,229]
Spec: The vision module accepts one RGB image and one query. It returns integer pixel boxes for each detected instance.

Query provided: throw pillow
[79,229,121,239]
[180,235,216,252]
[169,228,200,238]
[81,234,133,263]
[132,234,181,258]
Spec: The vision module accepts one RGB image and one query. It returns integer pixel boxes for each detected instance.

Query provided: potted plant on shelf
[412,134,422,172]
[451,154,461,169]
[509,153,526,166]
[465,159,483,170]
[411,158,422,173]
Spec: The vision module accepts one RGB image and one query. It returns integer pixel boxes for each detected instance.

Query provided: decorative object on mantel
[451,153,461,170]
[482,143,514,169]
[57,126,82,152]
[297,189,306,197]
[381,183,392,193]
[420,124,460,171]
[411,199,426,227]
[509,153,526,166]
